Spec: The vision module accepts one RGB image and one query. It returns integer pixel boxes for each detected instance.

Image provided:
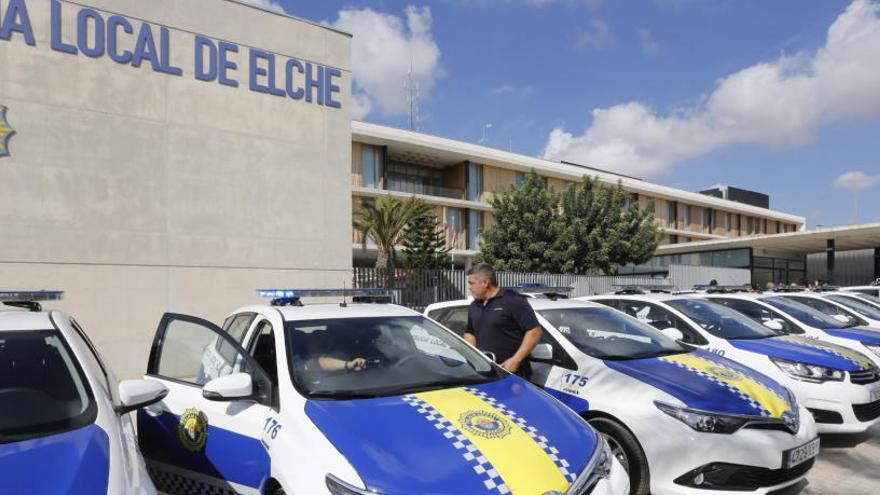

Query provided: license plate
[783,438,820,470]
[872,387,880,402]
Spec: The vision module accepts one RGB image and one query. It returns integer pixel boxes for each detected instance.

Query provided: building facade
[0,0,352,377]
[351,121,805,268]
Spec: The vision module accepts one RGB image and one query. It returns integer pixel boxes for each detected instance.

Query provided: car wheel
[274,489,285,495]
[588,417,650,495]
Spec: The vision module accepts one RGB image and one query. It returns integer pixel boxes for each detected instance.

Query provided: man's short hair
[467,263,498,286]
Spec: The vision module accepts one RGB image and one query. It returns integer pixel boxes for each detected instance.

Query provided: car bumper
[590,458,630,495]
[645,406,818,495]
[790,380,880,433]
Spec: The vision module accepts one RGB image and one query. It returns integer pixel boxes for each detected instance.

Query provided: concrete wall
[0,0,352,377]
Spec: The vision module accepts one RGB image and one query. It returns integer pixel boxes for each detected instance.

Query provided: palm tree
[353,195,432,272]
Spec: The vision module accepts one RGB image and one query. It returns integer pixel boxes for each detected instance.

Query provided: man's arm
[500,326,541,373]
[464,308,477,346]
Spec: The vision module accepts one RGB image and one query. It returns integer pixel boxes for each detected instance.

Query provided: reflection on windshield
[538,307,688,360]
[761,297,854,329]
[286,316,503,399]
[0,330,96,444]
[826,295,880,321]
[666,299,777,340]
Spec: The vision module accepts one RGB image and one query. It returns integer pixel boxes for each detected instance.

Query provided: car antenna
[340,280,348,308]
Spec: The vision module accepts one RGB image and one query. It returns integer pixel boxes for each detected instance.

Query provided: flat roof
[224,0,352,37]
[656,222,880,256]
[352,121,806,224]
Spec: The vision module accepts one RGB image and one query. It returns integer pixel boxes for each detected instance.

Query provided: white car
[831,290,880,311]
[583,292,880,434]
[842,283,880,299]
[137,289,629,495]
[0,291,165,494]
[426,297,819,495]
[777,291,880,328]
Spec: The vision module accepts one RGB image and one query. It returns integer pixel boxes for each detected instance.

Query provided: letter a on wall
[0,105,15,158]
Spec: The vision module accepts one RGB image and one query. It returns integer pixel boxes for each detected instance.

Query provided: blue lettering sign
[325,67,342,109]
[218,41,238,87]
[0,0,34,45]
[285,58,304,100]
[249,48,284,97]
[107,15,133,64]
[50,0,76,53]
[194,35,217,81]
[76,8,104,58]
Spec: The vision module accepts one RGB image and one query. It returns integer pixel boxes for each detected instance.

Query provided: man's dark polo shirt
[466,288,540,376]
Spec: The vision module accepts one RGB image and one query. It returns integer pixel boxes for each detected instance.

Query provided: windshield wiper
[307,390,381,400]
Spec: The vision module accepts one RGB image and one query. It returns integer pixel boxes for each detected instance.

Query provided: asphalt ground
[776,425,880,494]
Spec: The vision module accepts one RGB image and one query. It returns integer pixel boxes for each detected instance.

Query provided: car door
[138,313,274,495]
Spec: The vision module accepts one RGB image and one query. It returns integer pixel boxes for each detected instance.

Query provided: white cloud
[329,6,441,119]
[638,28,659,54]
[575,16,614,49]
[527,0,604,7]
[240,0,285,13]
[543,0,880,177]
[834,171,880,190]
[488,84,534,97]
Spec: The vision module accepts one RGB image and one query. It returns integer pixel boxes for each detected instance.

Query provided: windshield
[761,296,855,329]
[847,292,880,306]
[538,306,688,360]
[825,295,880,321]
[285,316,504,399]
[0,330,97,444]
[782,296,866,326]
[666,299,777,340]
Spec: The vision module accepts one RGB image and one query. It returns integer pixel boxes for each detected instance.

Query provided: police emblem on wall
[177,407,209,452]
[459,410,512,439]
[0,105,15,158]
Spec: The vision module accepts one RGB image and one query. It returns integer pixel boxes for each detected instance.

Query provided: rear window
[0,330,97,444]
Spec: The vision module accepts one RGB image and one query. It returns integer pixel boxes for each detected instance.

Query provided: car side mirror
[117,379,168,415]
[661,327,685,342]
[763,319,784,331]
[203,373,253,402]
[484,351,497,363]
[531,343,554,361]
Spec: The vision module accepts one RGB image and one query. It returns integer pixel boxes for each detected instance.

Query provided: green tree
[402,210,452,269]
[353,195,432,271]
[478,171,561,272]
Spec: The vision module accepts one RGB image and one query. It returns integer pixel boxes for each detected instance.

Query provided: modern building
[351,121,806,267]
[0,0,352,378]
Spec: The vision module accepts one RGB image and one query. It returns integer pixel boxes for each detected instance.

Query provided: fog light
[693,473,705,486]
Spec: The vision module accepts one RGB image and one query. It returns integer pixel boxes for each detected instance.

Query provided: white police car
[0,291,166,494]
[583,291,880,434]
[842,282,880,299]
[137,289,629,495]
[426,295,818,495]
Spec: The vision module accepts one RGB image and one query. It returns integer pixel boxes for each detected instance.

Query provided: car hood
[0,424,110,494]
[730,335,875,371]
[605,350,797,421]
[822,327,880,345]
[305,376,594,495]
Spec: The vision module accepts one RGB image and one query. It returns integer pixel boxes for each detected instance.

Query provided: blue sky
[253,0,880,227]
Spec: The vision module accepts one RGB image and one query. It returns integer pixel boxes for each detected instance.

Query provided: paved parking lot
[777,426,880,494]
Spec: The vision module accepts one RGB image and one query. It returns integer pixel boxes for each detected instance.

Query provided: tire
[588,417,650,495]
[273,489,285,495]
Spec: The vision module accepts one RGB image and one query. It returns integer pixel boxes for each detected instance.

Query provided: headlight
[593,434,613,480]
[655,401,749,434]
[863,344,880,359]
[326,474,378,495]
[565,433,615,494]
[771,358,845,383]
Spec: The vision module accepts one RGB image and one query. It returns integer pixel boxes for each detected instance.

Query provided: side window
[714,299,801,334]
[223,313,256,344]
[154,317,253,386]
[430,307,469,336]
[592,299,620,310]
[617,301,706,345]
[247,320,277,386]
[68,319,111,395]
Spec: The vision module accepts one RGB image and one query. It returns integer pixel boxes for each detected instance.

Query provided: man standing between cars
[464,263,542,379]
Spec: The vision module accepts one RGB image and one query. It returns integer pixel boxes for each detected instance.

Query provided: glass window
[285,316,503,398]
[223,313,256,344]
[709,298,802,334]
[515,172,526,187]
[666,299,777,340]
[852,289,880,298]
[613,300,706,344]
[156,319,252,386]
[760,296,855,329]
[782,296,866,326]
[0,330,97,443]
[446,208,463,249]
[466,163,482,201]
[684,206,691,231]
[68,319,111,395]
[826,295,880,321]
[723,212,730,234]
[429,307,469,336]
[467,210,483,250]
[667,201,677,228]
[247,321,277,385]
[538,307,689,360]
[361,146,380,188]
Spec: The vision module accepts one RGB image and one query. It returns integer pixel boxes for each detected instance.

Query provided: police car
[0,291,166,494]
[137,289,629,495]
[777,290,880,328]
[426,292,818,495]
[841,281,880,299]
[581,290,880,434]
[702,290,880,367]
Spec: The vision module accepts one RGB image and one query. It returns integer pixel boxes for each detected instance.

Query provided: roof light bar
[0,291,64,312]
[612,283,675,294]
[693,284,751,293]
[514,283,574,293]
[258,288,397,298]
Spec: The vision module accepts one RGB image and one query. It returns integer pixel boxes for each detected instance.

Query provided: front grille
[853,399,880,422]
[850,370,880,385]
[674,459,815,491]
